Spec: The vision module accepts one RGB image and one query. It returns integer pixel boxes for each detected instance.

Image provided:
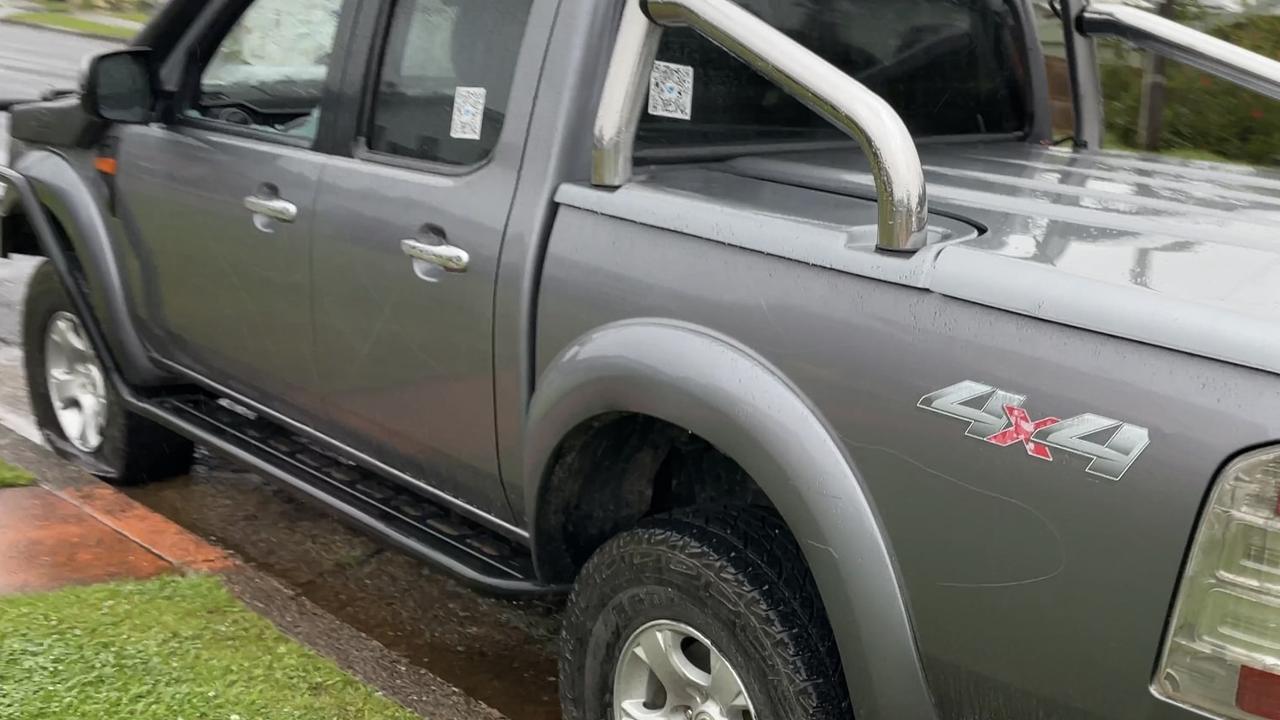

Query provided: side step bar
[134,394,559,597]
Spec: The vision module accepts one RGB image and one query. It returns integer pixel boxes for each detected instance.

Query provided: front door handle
[401,238,469,273]
[244,194,298,223]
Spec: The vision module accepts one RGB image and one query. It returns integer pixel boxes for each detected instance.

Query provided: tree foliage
[1102,13,1280,165]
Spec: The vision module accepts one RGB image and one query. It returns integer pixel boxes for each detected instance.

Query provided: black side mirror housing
[82,48,155,123]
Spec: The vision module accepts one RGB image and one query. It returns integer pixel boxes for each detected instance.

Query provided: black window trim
[333,0,502,176]
[634,130,1029,164]
[352,136,494,176]
[632,0,1046,160]
[165,0,359,154]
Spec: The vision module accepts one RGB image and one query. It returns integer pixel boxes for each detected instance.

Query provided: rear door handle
[244,195,298,223]
[401,238,469,273]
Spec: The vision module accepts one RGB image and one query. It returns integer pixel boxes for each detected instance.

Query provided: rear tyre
[560,506,851,720]
[23,260,193,484]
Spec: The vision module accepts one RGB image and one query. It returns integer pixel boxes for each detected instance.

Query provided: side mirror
[82,48,155,123]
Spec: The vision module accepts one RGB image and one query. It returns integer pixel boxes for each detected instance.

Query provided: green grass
[36,0,148,21]
[3,12,138,40]
[0,459,34,488]
[0,575,419,720]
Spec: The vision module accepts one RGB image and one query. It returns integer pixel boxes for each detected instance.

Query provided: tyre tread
[560,505,851,719]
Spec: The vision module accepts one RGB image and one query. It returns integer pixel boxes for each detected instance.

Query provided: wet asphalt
[0,21,112,101]
[0,22,563,720]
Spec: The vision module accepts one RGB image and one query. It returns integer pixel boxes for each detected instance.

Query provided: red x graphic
[985,405,1060,460]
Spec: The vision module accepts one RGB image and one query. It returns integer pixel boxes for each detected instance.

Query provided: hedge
[1101,14,1280,166]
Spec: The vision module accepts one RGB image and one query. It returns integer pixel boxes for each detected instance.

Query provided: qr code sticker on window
[648,61,694,120]
[450,86,487,141]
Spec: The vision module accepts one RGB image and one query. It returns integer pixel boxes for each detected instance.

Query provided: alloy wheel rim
[613,620,755,720]
[44,311,108,453]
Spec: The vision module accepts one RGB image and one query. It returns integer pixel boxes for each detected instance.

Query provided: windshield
[637,0,1031,153]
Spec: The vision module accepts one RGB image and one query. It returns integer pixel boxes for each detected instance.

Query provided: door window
[190,0,343,140]
[365,0,534,166]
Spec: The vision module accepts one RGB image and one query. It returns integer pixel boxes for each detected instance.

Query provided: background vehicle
[4,0,1280,718]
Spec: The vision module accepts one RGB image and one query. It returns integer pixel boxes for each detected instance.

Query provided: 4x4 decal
[917,381,1151,481]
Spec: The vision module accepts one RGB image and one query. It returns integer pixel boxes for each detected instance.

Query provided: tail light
[1156,447,1280,719]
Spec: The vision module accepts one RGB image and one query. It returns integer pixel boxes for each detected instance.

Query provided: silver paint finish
[727,142,1280,376]
[492,0,616,539]
[12,1,1280,718]
[591,0,929,252]
[45,310,108,453]
[1082,2,1280,102]
[525,274,940,720]
[557,169,976,288]
[534,204,1278,720]
[303,0,559,521]
[309,152,514,517]
[113,124,324,418]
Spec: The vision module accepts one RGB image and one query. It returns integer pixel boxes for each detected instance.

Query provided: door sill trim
[148,357,530,545]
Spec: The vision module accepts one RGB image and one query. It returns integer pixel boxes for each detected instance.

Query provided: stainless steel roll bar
[592,0,930,253]
[1079,2,1280,103]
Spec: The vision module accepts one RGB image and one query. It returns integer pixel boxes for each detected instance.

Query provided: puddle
[125,455,563,720]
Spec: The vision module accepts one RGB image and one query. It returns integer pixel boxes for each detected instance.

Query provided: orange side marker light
[93,157,118,176]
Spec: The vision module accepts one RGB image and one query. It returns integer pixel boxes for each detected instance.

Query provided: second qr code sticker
[648,61,694,120]
[450,87,487,140]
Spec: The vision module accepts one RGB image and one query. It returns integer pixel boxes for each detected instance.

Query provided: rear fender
[524,318,938,720]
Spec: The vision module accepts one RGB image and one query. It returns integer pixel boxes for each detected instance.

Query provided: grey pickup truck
[4,0,1280,718]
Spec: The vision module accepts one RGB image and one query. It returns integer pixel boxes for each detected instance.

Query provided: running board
[131,394,558,597]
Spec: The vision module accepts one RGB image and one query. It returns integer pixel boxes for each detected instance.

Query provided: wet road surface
[0,21,114,101]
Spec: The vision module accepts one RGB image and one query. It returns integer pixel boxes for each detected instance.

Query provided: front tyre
[560,507,851,720]
[23,260,193,484]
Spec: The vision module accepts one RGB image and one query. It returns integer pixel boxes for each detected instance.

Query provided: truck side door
[308,0,540,520]
[114,0,348,419]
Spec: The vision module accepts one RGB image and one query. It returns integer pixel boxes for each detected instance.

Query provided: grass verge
[0,459,34,488]
[37,1,150,23]
[111,10,149,23]
[2,12,137,40]
[0,575,418,720]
